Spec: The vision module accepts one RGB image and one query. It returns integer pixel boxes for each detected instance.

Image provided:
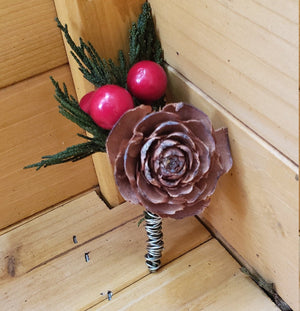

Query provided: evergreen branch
[118,50,128,86]
[55,2,163,89]
[50,77,109,141]
[129,2,163,66]
[24,140,105,170]
[56,18,110,87]
[107,50,128,88]
[26,2,165,171]
[24,78,109,170]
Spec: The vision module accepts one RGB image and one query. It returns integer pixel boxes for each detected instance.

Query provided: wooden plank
[54,0,145,206]
[254,0,298,23]
[90,239,279,311]
[0,191,143,284]
[0,0,67,88]
[0,65,98,229]
[54,0,145,99]
[216,0,298,45]
[0,196,211,310]
[149,0,298,163]
[166,66,298,310]
[92,152,124,207]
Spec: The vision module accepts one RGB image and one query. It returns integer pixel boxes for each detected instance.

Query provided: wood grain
[92,240,279,311]
[0,192,143,284]
[0,0,67,88]
[92,152,124,207]
[54,0,145,206]
[0,65,98,229]
[166,66,298,310]
[255,0,298,23]
[149,0,298,163]
[0,192,211,310]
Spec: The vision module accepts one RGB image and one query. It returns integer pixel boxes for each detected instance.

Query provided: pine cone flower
[106,102,232,218]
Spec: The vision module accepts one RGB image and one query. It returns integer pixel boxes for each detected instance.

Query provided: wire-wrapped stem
[144,210,164,273]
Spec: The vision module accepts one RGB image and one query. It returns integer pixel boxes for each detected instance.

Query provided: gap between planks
[0,190,279,310]
[166,64,298,170]
[85,238,214,311]
[0,186,100,236]
[165,64,298,310]
[87,240,280,311]
[0,190,211,310]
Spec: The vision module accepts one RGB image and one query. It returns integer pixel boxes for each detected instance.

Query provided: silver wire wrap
[144,210,164,273]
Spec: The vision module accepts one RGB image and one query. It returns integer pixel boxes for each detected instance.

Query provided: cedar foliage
[25,2,164,170]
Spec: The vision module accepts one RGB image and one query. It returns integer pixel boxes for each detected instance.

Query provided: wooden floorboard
[0,191,279,310]
[91,240,279,311]
[0,191,142,283]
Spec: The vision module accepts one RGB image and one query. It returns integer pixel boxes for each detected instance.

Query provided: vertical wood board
[0,193,211,310]
[0,65,98,229]
[149,0,298,163]
[54,0,145,206]
[92,240,279,311]
[166,66,298,310]
[0,0,67,88]
[0,192,142,283]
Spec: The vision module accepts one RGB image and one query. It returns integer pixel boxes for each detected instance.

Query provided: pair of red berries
[79,60,167,130]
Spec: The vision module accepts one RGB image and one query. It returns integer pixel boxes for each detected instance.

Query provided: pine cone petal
[106,103,232,218]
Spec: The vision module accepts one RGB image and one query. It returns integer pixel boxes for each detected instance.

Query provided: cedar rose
[106,102,232,218]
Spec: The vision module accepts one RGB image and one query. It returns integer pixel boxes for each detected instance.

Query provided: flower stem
[144,210,164,272]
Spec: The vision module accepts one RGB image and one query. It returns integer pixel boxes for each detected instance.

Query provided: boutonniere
[26,2,232,272]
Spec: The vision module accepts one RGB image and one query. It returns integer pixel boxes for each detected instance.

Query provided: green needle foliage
[50,77,108,141]
[129,2,163,67]
[56,18,128,88]
[55,2,163,89]
[24,78,109,170]
[25,2,164,170]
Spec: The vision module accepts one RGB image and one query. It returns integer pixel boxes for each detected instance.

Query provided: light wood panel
[0,191,211,310]
[54,0,145,206]
[255,0,298,23]
[0,0,67,88]
[92,240,279,311]
[92,152,124,207]
[0,65,98,229]
[166,66,298,310]
[149,0,298,163]
[0,192,143,283]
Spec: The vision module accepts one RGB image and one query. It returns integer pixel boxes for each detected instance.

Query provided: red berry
[127,61,167,102]
[89,85,134,130]
[79,91,94,114]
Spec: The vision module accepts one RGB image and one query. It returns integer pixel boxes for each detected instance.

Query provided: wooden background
[0,0,98,228]
[148,0,298,308]
[53,0,145,207]
[0,0,298,309]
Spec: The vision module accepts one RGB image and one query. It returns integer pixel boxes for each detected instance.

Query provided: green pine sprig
[25,1,165,170]
[129,2,163,66]
[55,18,128,88]
[24,78,109,170]
[55,2,163,89]
[50,77,109,140]
[24,141,102,170]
